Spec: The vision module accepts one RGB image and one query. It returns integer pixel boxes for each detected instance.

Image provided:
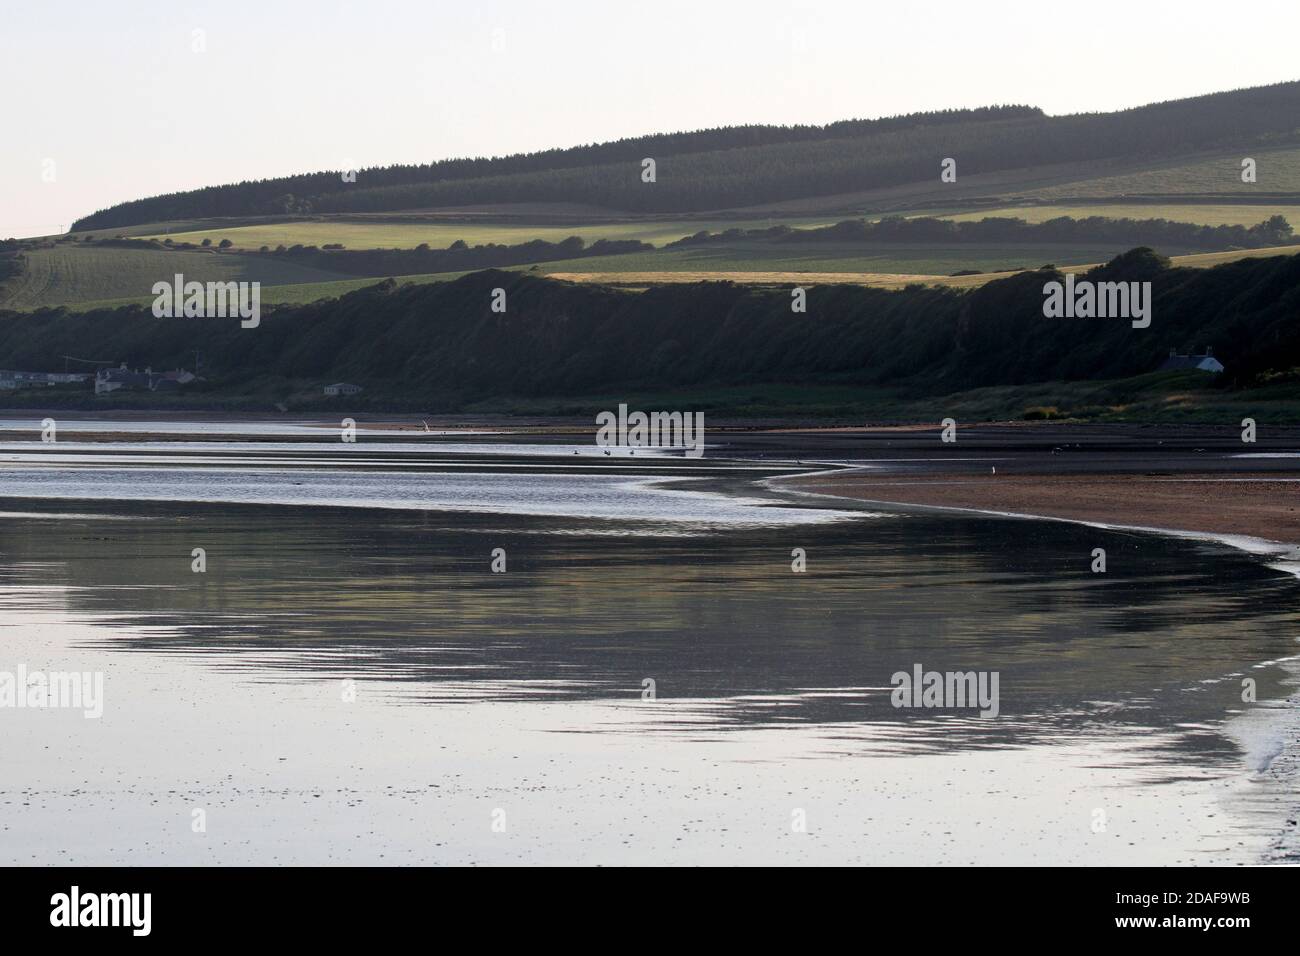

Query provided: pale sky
[3,0,1297,237]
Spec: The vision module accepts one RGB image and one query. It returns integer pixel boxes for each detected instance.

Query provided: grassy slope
[111,199,1300,254]
[25,242,1300,312]
[12,143,1296,310]
[1028,145,1300,199]
[0,245,352,309]
[531,241,1202,275]
[33,272,472,311]
[63,147,1300,249]
[0,241,1167,310]
[128,216,837,250]
[679,146,1300,217]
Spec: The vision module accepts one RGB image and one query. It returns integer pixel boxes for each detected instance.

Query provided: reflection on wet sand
[3,499,1295,753]
[2,426,1299,864]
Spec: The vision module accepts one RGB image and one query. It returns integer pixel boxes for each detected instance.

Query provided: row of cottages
[1159,347,1224,373]
[0,370,92,390]
[95,365,196,395]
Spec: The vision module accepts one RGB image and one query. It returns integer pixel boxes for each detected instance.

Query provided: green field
[35,271,471,311]
[1026,146,1300,199]
[130,216,838,251]
[27,242,1300,314]
[0,245,352,310]
[119,195,1300,254]
[529,241,1205,276]
[116,195,1300,255]
[11,137,1297,313]
[1,240,1200,311]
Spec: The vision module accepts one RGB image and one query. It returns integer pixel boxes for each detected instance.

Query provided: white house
[1159,348,1224,374]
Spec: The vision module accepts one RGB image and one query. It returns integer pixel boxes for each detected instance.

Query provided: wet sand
[789,471,1300,546]
[4,420,1300,863]
[5,498,1298,865]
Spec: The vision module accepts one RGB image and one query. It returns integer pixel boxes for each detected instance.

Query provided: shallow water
[1,438,1298,864]
[0,466,848,526]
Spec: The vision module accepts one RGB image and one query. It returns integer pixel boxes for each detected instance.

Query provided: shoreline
[783,468,1300,552]
[779,466,1300,862]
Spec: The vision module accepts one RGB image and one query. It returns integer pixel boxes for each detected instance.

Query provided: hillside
[7,212,1294,311]
[71,107,1039,230]
[4,251,1300,420]
[71,82,1300,229]
[0,82,1292,319]
[0,244,353,310]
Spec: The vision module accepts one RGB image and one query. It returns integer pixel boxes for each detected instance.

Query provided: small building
[95,364,196,395]
[1159,348,1224,374]
[96,365,151,395]
[324,382,363,396]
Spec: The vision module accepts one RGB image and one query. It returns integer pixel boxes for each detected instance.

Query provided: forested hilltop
[4,250,1300,418]
[72,107,1036,229]
[72,82,1300,230]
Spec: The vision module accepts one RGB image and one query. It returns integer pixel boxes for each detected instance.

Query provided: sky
[3,0,1298,237]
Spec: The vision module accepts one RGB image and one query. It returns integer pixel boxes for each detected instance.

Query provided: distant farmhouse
[0,370,91,390]
[324,382,363,396]
[1159,348,1224,374]
[95,365,196,395]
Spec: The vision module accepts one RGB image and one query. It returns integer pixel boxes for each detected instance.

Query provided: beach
[787,470,1300,546]
[1,417,1299,864]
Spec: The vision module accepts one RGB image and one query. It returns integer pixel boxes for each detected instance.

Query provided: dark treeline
[257,236,651,276]
[71,107,1038,230]
[671,215,1297,250]
[3,250,1299,407]
[74,82,1300,229]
